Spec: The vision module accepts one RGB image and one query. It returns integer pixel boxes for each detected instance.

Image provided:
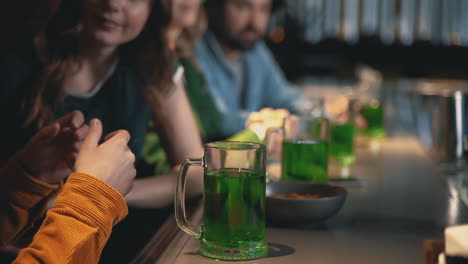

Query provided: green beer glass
[175,141,267,260]
[358,102,386,138]
[272,115,329,183]
[327,97,357,168]
[329,122,356,166]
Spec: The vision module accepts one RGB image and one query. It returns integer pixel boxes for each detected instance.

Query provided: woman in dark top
[0,0,204,262]
[99,2,223,261]
[139,0,224,169]
[127,0,224,204]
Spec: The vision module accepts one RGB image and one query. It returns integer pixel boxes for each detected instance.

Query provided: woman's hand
[16,111,88,184]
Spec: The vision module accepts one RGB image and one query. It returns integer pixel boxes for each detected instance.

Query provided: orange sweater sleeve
[0,157,62,247]
[12,172,128,264]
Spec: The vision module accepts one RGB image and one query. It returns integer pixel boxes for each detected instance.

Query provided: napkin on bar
[438,224,468,264]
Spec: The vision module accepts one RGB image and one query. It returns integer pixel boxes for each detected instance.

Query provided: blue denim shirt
[195,31,307,137]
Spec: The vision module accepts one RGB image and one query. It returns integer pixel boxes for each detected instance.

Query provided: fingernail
[91,119,98,126]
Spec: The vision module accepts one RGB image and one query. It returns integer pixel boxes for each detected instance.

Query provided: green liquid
[281,140,328,183]
[330,123,356,166]
[310,117,327,139]
[202,169,266,259]
[359,103,386,138]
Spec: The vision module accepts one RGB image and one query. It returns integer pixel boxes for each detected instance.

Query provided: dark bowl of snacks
[266,181,347,225]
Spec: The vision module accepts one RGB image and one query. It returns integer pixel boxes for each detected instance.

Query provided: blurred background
[264,0,468,207]
[264,0,468,156]
[0,0,465,206]
[267,0,468,81]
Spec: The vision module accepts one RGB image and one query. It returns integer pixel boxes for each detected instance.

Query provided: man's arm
[13,119,136,264]
[0,111,88,247]
[257,42,309,114]
[0,158,61,247]
[12,173,127,264]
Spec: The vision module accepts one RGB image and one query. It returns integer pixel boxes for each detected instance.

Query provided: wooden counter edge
[130,199,202,264]
[130,214,180,264]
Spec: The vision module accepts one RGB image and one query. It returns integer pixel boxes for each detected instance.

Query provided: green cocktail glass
[282,140,328,183]
[265,115,329,183]
[359,103,386,138]
[329,123,356,166]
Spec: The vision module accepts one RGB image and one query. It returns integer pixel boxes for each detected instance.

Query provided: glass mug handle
[265,127,283,161]
[174,158,203,239]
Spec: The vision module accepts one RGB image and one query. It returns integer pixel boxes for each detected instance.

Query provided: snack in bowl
[273,193,321,199]
[266,182,347,225]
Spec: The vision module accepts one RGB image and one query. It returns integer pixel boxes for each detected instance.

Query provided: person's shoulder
[244,41,280,75]
[195,32,210,56]
[195,31,223,58]
[195,34,216,74]
[249,41,276,62]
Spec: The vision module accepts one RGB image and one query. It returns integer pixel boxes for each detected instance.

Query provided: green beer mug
[357,100,386,138]
[326,96,357,164]
[267,115,329,183]
[175,141,267,260]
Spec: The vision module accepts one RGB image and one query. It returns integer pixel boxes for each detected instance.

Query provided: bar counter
[131,136,468,264]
